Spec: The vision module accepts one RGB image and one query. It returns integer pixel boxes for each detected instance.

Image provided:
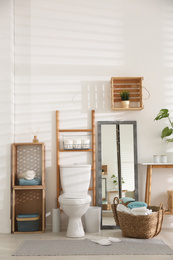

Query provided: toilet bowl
[59,193,91,237]
[58,164,91,238]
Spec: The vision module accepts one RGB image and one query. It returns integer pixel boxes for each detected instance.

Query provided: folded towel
[127,201,147,209]
[18,178,41,186]
[131,207,152,215]
[117,204,152,215]
[131,206,147,212]
[120,197,135,204]
[117,204,131,214]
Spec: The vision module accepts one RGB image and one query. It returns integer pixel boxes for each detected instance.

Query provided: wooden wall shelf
[111,77,144,111]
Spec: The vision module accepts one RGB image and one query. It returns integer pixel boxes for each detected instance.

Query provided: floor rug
[12,238,173,256]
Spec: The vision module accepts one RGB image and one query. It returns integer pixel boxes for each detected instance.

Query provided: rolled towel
[127,201,147,209]
[17,170,36,180]
[24,170,36,180]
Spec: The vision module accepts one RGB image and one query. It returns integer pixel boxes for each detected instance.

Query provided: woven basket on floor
[112,197,164,239]
[111,197,131,226]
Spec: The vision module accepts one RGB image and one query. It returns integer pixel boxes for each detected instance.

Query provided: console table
[142,163,173,214]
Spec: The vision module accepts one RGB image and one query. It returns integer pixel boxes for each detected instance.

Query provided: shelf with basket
[12,143,45,233]
[56,110,96,208]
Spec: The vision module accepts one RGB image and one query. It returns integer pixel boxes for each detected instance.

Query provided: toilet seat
[59,193,91,205]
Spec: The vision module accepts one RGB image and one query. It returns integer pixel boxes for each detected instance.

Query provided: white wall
[0,0,14,233]
[1,0,173,232]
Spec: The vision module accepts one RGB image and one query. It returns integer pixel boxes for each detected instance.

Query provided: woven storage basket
[102,203,111,210]
[111,197,131,226]
[112,197,164,239]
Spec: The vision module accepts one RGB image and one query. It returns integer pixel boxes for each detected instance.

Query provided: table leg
[148,165,152,206]
[108,192,110,204]
[145,166,150,204]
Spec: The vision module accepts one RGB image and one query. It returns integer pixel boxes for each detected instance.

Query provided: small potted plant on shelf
[120,90,130,108]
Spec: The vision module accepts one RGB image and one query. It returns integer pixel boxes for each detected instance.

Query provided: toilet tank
[60,164,91,193]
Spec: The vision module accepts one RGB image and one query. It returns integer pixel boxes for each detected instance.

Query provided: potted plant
[120,90,130,108]
[111,174,125,189]
[154,108,173,142]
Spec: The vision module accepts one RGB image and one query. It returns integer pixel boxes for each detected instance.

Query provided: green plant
[120,91,129,101]
[111,174,125,186]
[154,108,173,142]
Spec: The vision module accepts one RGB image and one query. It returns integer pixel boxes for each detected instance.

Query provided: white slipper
[108,237,121,242]
[91,239,112,246]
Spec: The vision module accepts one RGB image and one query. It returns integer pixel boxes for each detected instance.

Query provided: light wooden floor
[0,215,173,260]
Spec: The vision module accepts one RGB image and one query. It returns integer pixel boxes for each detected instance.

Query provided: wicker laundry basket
[111,197,131,226]
[112,197,164,239]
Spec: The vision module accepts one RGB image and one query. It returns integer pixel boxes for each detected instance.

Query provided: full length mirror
[98,121,138,229]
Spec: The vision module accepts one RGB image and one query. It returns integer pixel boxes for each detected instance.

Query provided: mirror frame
[97,121,138,229]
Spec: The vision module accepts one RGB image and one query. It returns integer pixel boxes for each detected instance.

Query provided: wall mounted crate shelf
[111,77,144,111]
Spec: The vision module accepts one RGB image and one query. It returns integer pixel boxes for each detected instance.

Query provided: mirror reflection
[98,121,138,229]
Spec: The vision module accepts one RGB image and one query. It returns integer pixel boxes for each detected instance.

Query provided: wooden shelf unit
[56,110,96,208]
[12,143,45,233]
[111,77,144,111]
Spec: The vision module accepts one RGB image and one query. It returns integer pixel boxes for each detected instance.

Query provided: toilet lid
[59,193,91,205]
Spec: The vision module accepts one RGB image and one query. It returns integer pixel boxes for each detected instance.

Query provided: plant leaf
[166,138,173,142]
[161,127,173,139]
[154,109,169,121]
[111,174,115,178]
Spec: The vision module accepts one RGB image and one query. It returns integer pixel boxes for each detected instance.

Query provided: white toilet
[58,164,91,238]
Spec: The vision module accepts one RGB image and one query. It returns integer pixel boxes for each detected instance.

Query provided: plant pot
[121,100,130,108]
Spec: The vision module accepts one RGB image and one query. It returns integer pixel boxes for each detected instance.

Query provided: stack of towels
[117,200,152,215]
[17,170,41,186]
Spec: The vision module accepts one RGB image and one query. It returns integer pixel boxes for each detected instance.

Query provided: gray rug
[12,238,173,256]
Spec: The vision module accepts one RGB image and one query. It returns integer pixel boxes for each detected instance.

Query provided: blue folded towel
[120,197,135,204]
[127,201,147,209]
[18,178,41,186]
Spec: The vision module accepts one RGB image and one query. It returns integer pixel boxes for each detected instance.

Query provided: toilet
[58,164,91,238]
